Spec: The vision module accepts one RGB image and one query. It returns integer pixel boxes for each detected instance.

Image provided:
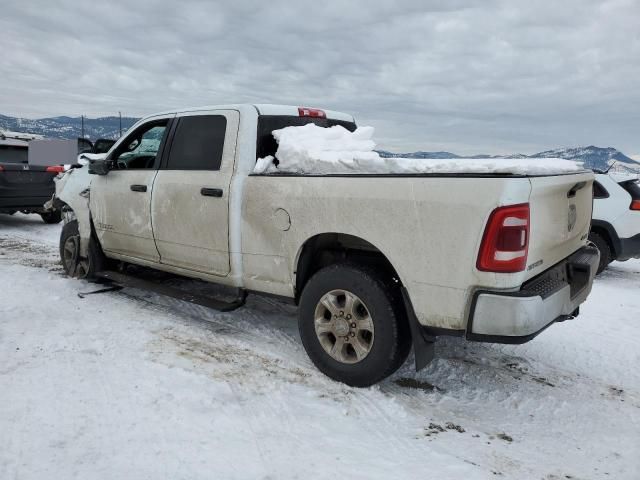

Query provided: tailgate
[525,171,594,280]
[0,163,57,204]
[0,163,54,186]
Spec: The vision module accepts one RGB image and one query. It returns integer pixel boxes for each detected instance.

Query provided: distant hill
[377,146,640,172]
[0,114,139,142]
[528,146,639,171]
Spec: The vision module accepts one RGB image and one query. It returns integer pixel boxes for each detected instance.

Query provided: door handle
[201,188,223,197]
[130,184,147,192]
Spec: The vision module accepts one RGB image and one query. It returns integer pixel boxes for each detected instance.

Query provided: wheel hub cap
[314,289,375,364]
[334,318,349,336]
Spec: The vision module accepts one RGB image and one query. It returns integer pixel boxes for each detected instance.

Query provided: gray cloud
[1,0,638,154]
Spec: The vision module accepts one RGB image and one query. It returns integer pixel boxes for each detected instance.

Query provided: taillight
[631,200,640,211]
[298,107,326,118]
[477,203,530,273]
[0,165,4,172]
[46,165,65,173]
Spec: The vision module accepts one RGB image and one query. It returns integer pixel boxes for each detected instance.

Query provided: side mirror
[88,158,112,175]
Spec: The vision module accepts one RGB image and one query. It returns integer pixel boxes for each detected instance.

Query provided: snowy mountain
[0,114,138,142]
[377,146,640,172]
[530,146,639,172]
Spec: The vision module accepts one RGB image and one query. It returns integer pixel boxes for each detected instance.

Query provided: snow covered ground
[1,213,639,480]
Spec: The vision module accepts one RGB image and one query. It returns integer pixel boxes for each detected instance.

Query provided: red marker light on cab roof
[477,203,530,273]
[298,107,326,118]
[46,165,65,173]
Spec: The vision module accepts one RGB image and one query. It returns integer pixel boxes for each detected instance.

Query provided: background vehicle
[53,104,599,387]
[78,138,116,155]
[0,134,109,224]
[590,172,640,273]
[0,135,64,223]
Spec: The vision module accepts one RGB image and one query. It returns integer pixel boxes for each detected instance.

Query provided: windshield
[256,115,356,160]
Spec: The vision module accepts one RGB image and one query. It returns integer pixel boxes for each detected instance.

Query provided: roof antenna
[605,160,616,174]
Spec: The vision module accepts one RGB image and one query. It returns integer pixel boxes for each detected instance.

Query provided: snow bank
[254,124,583,175]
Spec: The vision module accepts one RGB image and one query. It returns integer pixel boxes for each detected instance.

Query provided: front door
[90,116,172,262]
[150,110,239,275]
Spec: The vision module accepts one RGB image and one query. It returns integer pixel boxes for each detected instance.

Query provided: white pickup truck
[53,104,599,387]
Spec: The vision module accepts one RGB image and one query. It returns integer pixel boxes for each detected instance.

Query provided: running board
[94,270,247,312]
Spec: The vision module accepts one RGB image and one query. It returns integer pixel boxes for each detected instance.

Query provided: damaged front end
[46,161,94,256]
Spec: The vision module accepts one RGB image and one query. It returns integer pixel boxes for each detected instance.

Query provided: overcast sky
[1,0,639,155]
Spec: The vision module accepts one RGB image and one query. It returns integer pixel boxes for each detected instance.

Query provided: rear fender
[55,167,92,256]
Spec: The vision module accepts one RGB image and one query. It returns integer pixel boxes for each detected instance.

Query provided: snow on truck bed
[253,124,583,175]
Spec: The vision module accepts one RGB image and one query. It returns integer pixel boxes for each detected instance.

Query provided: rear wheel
[298,263,411,387]
[589,231,612,275]
[59,220,104,278]
[40,210,62,224]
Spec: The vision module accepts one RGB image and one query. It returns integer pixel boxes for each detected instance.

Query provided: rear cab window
[165,115,227,170]
[256,115,357,161]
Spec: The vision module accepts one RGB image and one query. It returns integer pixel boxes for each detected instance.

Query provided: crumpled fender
[55,166,93,256]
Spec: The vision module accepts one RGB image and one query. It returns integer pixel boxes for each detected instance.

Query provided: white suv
[590,172,640,273]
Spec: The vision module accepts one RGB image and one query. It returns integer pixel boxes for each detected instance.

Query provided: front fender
[55,167,93,256]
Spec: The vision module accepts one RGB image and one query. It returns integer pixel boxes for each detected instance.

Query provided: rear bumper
[618,233,640,261]
[466,245,599,344]
[0,195,52,212]
[0,186,54,212]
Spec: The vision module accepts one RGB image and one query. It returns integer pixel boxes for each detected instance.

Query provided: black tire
[59,220,105,278]
[40,210,62,224]
[589,232,612,275]
[298,263,411,387]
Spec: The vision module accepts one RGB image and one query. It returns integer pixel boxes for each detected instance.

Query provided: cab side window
[111,121,169,170]
[165,115,227,170]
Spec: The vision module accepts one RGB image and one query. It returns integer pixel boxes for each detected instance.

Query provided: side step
[94,270,247,312]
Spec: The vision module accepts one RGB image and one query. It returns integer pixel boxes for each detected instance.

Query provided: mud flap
[400,287,435,371]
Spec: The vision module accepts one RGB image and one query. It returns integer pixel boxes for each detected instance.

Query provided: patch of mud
[423,421,466,437]
[504,361,555,387]
[148,328,314,388]
[393,377,440,392]
[0,236,60,271]
[495,432,513,442]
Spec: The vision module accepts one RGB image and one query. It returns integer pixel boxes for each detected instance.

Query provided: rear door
[150,110,239,275]
[525,172,595,278]
[90,116,172,262]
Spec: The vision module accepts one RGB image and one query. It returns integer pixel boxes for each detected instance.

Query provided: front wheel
[59,220,104,278]
[298,263,411,387]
